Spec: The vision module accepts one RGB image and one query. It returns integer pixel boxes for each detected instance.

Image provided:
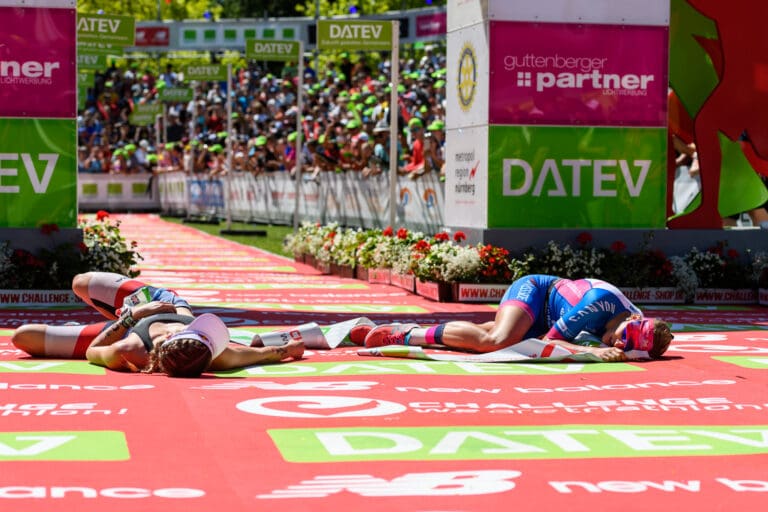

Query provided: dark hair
[144,338,212,377]
[650,320,674,359]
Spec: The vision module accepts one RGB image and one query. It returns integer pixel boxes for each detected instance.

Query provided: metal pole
[314,0,320,74]
[388,20,400,228]
[293,42,305,232]
[225,63,234,230]
[155,114,162,149]
[162,103,167,144]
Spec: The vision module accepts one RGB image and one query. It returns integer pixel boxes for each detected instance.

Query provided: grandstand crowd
[77,47,447,182]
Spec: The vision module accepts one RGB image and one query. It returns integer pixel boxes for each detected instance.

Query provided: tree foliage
[77,0,219,22]
[77,0,446,21]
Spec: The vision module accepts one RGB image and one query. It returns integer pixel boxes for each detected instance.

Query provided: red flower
[78,242,89,254]
[610,240,627,253]
[576,232,592,246]
[40,223,59,235]
[453,231,467,242]
[396,227,408,239]
[433,232,449,242]
[413,239,431,252]
[727,249,739,259]
[96,210,110,221]
[382,226,394,237]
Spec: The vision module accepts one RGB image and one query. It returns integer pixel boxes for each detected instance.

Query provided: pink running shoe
[364,323,420,347]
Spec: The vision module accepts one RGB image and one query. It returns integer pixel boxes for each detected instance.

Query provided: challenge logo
[505,53,654,96]
[0,59,61,86]
[457,42,477,112]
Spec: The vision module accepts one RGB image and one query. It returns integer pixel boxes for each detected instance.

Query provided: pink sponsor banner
[489,21,668,127]
[0,6,76,118]
[135,26,170,47]
[416,12,447,38]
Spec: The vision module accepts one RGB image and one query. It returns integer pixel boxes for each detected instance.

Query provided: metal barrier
[156,170,446,232]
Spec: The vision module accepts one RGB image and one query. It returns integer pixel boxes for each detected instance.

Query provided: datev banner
[0,119,77,228]
[317,20,392,51]
[246,39,300,61]
[0,6,76,118]
[488,21,668,127]
[487,125,667,228]
[76,12,135,56]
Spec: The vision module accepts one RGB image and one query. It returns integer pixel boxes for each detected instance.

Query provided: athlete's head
[145,314,230,377]
[604,316,673,359]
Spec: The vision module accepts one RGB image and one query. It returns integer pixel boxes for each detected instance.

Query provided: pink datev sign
[489,21,668,127]
[0,7,76,118]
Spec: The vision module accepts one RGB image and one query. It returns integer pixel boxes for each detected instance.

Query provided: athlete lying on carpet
[11,272,304,377]
[355,274,674,362]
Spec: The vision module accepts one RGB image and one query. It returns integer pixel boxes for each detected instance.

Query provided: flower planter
[619,287,687,304]
[356,267,369,282]
[293,253,305,264]
[760,289,768,306]
[304,254,316,268]
[452,283,508,303]
[331,263,356,279]
[694,288,757,305]
[415,279,453,302]
[0,289,82,307]
[368,267,391,285]
[315,260,332,275]
[390,272,416,293]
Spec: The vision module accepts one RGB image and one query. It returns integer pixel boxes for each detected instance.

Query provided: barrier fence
[79,171,446,233]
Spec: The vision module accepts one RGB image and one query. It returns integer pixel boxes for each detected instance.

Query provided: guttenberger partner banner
[484,20,669,228]
[0,1,77,228]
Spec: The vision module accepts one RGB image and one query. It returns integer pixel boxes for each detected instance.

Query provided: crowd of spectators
[77,46,447,182]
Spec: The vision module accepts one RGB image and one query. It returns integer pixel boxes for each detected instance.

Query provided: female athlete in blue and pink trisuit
[361,274,673,362]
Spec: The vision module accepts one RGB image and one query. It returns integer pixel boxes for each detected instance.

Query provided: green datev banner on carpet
[487,125,667,228]
[317,20,392,51]
[0,119,77,228]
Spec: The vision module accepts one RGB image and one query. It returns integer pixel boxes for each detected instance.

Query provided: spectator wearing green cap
[425,119,446,178]
[246,135,272,175]
[400,117,426,177]
[111,148,128,175]
[284,132,298,174]
[195,141,215,175]
[208,143,228,177]
[122,143,145,174]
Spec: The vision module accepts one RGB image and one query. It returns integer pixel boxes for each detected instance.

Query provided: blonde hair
[144,337,212,377]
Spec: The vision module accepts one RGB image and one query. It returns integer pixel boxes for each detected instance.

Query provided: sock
[426,324,445,345]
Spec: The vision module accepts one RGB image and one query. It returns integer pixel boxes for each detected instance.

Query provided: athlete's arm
[545,339,627,362]
[545,288,624,341]
[208,340,305,370]
[86,338,148,371]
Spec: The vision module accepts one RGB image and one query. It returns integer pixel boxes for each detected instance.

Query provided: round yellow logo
[457,42,477,112]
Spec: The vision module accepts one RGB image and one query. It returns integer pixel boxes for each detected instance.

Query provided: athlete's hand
[593,346,627,362]
[131,301,176,320]
[280,340,305,360]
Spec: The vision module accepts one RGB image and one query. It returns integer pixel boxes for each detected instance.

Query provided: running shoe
[348,324,373,345]
[364,323,419,347]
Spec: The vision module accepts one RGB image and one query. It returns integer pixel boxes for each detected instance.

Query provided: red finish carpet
[1,214,767,512]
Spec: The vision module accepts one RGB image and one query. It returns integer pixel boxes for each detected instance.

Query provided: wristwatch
[119,309,137,329]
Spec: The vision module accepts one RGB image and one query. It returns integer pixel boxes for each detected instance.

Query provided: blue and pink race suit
[500,274,642,341]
